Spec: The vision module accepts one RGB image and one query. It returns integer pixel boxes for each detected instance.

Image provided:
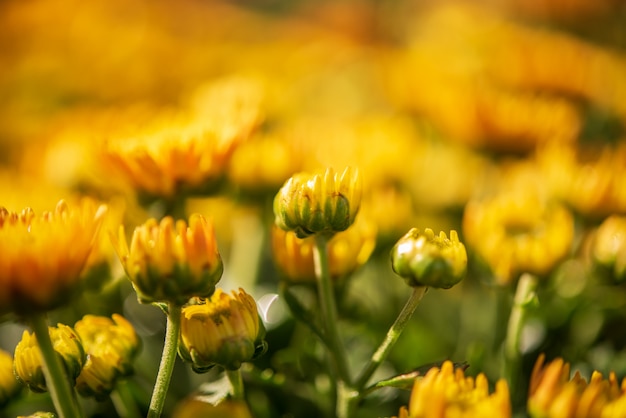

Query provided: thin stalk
[147,303,182,418]
[226,368,245,399]
[355,286,427,390]
[110,380,142,418]
[502,273,539,405]
[30,313,83,418]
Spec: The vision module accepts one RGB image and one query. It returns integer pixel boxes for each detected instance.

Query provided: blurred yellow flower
[14,324,85,393]
[178,288,265,372]
[274,167,362,238]
[391,228,467,289]
[0,199,107,315]
[528,353,626,418]
[173,397,253,418]
[591,215,626,283]
[463,191,574,285]
[271,214,377,283]
[0,349,20,406]
[74,314,140,399]
[396,361,511,418]
[113,214,223,305]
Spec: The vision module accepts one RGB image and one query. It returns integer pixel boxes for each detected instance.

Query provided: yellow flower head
[463,191,574,285]
[274,167,362,238]
[271,214,377,283]
[173,397,253,418]
[178,288,266,372]
[396,361,511,418]
[14,324,85,393]
[74,314,140,399]
[391,228,467,289]
[528,353,626,418]
[0,349,21,406]
[113,214,224,305]
[0,199,107,315]
[591,215,626,284]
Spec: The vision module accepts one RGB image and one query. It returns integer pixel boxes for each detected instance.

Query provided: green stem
[313,235,356,418]
[147,303,182,418]
[110,380,142,418]
[355,286,427,390]
[226,368,245,399]
[30,313,83,418]
[502,273,539,405]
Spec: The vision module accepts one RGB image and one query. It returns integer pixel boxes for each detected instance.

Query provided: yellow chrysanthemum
[396,361,511,418]
[591,215,626,283]
[528,353,626,418]
[178,288,266,372]
[274,167,362,238]
[0,199,107,314]
[463,191,574,285]
[391,228,467,289]
[13,324,85,393]
[74,314,140,399]
[271,214,377,283]
[113,214,223,305]
[0,349,20,406]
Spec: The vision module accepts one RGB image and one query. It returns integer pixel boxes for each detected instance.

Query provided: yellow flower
[391,228,467,289]
[17,413,56,418]
[528,353,626,418]
[173,397,253,418]
[271,214,377,283]
[274,167,362,238]
[13,324,85,393]
[0,349,20,406]
[74,314,140,399]
[178,288,266,372]
[0,199,107,315]
[591,215,626,283]
[113,214,224,305]
[396,361,511,418]
[463,191,574,285]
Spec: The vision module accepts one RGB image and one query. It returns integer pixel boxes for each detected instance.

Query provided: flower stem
[502,273,539,406]
[355,286,427,390]
[313,235,353,416]
[148,303,182,418]
[110,380,142,418]
[30,313,83,418]
[226,368,245,399]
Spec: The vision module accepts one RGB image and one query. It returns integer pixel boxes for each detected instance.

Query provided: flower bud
[173,398,253,418]
[18,413,56,418]
[0,349,20,406]
[274,167,362,238]
[391,228,467,289]
[13,324,85,393]
[179,288,266,372]
[113,214,224,305]
[592,215,626,283]
[74,314,140,399]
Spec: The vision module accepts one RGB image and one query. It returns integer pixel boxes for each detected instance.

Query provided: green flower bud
[0,349,20,406]
[13,324,85,393]
[391,228,467,289]
[179,288,266,372]
[113,214,224,305]
[274,167,362,238]
[592,215,626,283]
[74,314,140,399]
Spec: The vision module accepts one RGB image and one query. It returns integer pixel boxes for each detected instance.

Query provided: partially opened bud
[13,324,85,393]
[274,167,361,238]
[113,214,223,305]
[179,288,266,372]
[391,228,467,289]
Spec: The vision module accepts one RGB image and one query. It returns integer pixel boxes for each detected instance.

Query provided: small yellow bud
[274,167,362,238]
[391,228,467,289]
[592,215,626,283]
[179,288,266,372]
[0,349,21,406]
[113,214,224,305]
[74,314,140,399]
[13,324,85,393]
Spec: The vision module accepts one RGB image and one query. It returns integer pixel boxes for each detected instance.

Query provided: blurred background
[1,0,626,416]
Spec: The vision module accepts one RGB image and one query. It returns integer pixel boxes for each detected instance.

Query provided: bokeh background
[1,0,626,416]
